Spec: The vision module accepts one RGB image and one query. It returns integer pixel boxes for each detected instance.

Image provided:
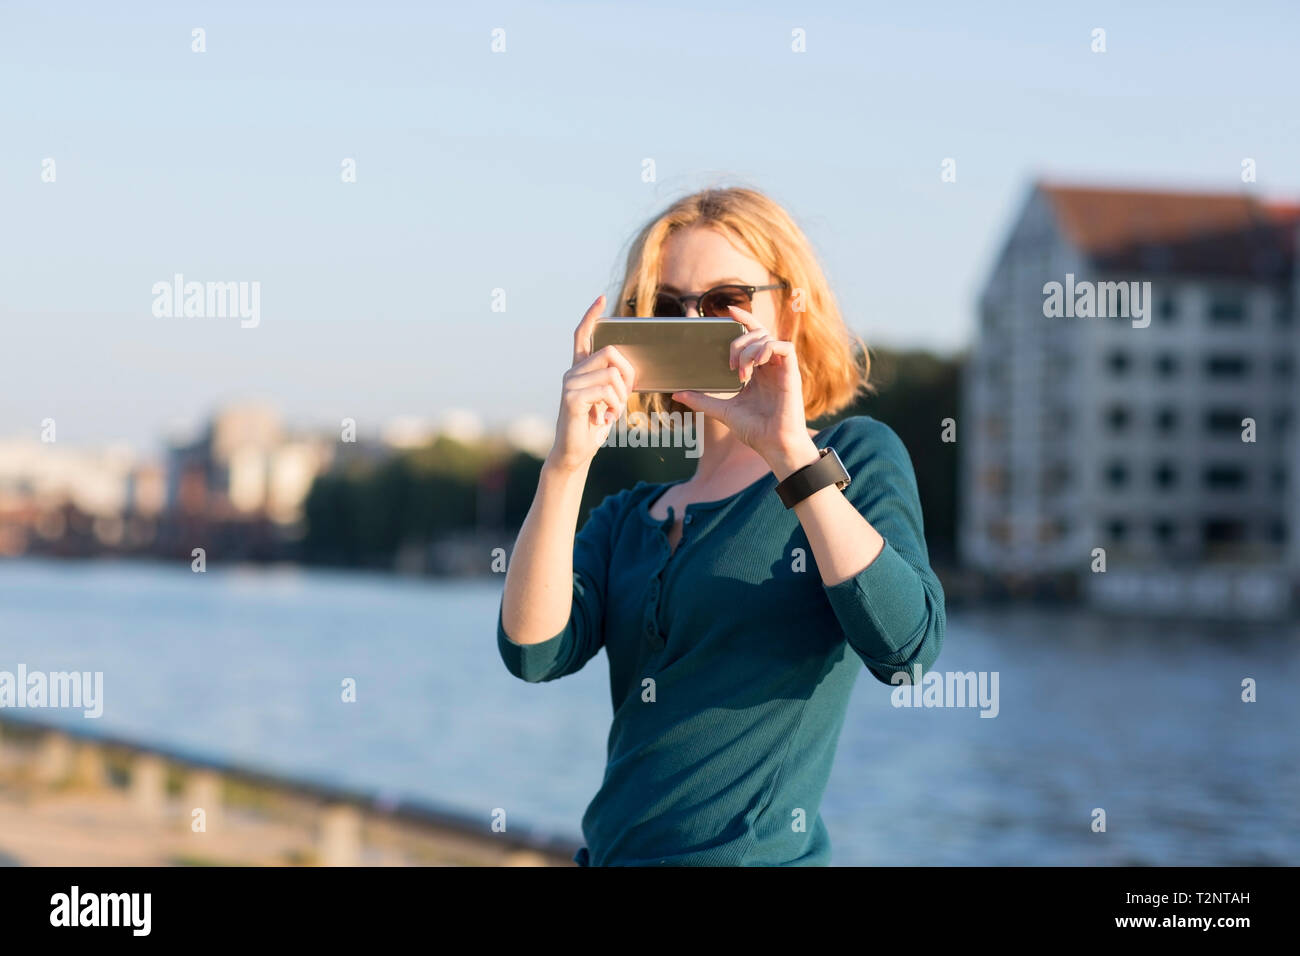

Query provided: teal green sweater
[497,415,945,865]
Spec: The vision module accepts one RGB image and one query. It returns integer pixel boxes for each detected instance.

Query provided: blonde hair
[614,187,868,422]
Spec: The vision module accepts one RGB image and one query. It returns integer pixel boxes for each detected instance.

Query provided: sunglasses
[625,282,787,318]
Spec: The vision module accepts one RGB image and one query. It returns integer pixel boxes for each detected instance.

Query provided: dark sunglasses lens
[652,293,685,317]
[700,287,752,317]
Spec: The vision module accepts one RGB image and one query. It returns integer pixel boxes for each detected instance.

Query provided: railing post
[504,849,548,866]
[130,752,167,817]
[184,769,223,832]
[72,741,108,789]
[36,731,73,785]
[318,804,361,866]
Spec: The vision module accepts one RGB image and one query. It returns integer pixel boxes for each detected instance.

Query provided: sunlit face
[657,226,784,338]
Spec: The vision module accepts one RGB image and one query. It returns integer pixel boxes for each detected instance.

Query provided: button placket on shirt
[644,524,671,649]
[646,507,706,650]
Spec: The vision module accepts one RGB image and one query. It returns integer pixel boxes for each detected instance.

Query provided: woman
[497,187,944,866]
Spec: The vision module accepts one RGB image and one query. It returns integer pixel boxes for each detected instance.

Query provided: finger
[604,345,637,393]
[728,329,768,370]
[737,336,775,368]
[569,348,606,375]
[743,337,796,380]
[571,342,633,384]
[593,344,637,395]
[571,383,623,421]
[727,304,762,333]
[672,389,731,422]
[563,380,619,413]
[566,366,629,407]
[737,336,775,381]
[573,294,606,364]
[754,340,796,382]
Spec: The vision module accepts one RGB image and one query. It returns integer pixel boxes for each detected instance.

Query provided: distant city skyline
[0,400,558,562]
[4,0,1299,449]
[0,403,556,459]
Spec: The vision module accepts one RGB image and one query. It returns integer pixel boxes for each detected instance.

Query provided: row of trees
[301,348,962,570]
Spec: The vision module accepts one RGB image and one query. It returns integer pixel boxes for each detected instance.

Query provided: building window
[1045,352,1072,377]
[1159,295,1178,323]
[1153,519,1176,544]
[1202,518,1246,545]
[1204,408,1246,435]
[1155,354,1180,378]
[1204,355,1250,379]
[1155,408,1179,434]
[1154,462,1178,488]
[980,467,1009,495]
[1208,293,1246,324]
[1270,520,1287,544]
[1203,465,1247,491]
[1106,518,1128,542]
[1105,405,1131,432]
[1105,462,1129,488]
[1107,350,1130,375]
[986,357,1008,385]
[1275,354,1294,380]
[1037,518,1069,543]
[1042,463,1071,494]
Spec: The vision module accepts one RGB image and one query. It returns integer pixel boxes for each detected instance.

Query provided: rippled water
[1,559,1294,864]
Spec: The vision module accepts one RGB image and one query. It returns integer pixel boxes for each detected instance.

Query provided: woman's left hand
[672,305,821,480]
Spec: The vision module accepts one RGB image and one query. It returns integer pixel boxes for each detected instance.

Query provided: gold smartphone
[591,319,744,393]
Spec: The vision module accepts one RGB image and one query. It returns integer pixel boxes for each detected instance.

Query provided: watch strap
[774,447,851,508]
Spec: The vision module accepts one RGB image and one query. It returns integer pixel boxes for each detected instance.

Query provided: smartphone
[591,318,744,393]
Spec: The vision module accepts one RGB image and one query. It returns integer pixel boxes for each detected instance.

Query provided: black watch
[774,447,851,508]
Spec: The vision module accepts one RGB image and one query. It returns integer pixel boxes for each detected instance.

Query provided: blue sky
[3,0,1298,449]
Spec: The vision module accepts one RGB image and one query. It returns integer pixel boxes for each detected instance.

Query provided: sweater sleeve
[820,417,946,686]
[497,487,629,683]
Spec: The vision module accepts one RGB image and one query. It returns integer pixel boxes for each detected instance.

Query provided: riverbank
[0,717,577,867]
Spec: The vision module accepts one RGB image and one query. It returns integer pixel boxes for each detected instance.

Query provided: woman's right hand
[545,294,637,473]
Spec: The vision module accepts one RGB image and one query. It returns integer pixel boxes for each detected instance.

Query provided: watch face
[829,449,850,488]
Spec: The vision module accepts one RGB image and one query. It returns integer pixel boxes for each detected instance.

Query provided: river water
[0,558,1294,865]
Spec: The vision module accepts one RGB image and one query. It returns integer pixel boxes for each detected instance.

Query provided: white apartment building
[961,183,1299,610]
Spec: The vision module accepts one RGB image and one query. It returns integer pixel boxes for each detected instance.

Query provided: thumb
[672,390,730,421]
